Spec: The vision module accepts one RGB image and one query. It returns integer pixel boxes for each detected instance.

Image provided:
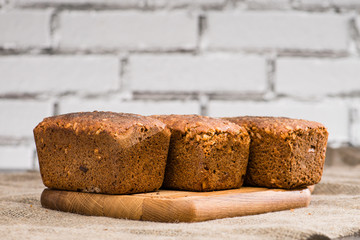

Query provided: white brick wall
[59,99,200,115]
[129,54,267,93]
[246,0,291,10]
[13,0,319,10]
[0,56,119,94]
[276,58,360,97]
[0,146,34,170]
[332,0,360,9]
[146,0,226,9]
[0,100,53,138]
[0,10,51,48]
[208,100,349,143]
[59,11,197,51]
[292,1,360,11]
[293,0,331,10]
[0,0,360,169]
[13,0,146,8]
[296,0,360,10]
[12,0,226,9]
[207,12,349,51]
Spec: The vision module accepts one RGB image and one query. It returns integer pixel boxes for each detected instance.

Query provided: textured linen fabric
[0,166,359,240]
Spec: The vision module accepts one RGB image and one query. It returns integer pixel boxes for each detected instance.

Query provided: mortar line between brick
[264,53,277,100]
[349,16,360,56]
[199,94,209,116]
[118,55,133,99]
[196,13,207,54]
[53,101,60,116]
[119,57,126,91]
[49,9,61,51]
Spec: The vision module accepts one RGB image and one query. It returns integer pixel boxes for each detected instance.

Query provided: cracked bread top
[151,114,247,136]
[224,116,328,138]
[34,111,168,147]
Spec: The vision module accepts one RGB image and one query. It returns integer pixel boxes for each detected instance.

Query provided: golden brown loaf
[152,114,250,191]
[225,116,329,189]
[34,111,171,194]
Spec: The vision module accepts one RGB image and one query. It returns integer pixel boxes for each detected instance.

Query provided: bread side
[34,111,171,194]
[225,116,329,189]
[152,114,250,192]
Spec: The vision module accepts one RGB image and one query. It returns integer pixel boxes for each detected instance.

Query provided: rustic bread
[34,111,171,195]
[152,114,250,192]
[225,116,329,189]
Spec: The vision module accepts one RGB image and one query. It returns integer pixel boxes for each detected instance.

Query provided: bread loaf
[34,111,171,194]
[225,116,329,189]
[153,114,250,191]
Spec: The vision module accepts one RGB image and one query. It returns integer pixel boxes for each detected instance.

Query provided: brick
[245,0,291,10]
[297,0,360,10]
[0,146,34,170]
[293,0,331,10]
[59,11,197,50]
[277,58,360,97]
[207,12,348,52]
[12,0,145,8]
[146,0,226,9]
[0,56,119,94]
[0,10,51,48]
[0,100,53,138]
[13,0,225,9]
[129,54,267,93]
[208,100,349,143]
[59,99,200,115]
[332,0,360,9]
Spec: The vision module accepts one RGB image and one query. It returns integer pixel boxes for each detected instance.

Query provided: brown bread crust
[152,115,250,191]
[225,116,329,189]
[34,111,171,194]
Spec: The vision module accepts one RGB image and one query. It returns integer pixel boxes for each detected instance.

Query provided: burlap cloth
[1,166,359,240]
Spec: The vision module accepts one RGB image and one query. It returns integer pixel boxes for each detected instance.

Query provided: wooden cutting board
[41,187,311,222]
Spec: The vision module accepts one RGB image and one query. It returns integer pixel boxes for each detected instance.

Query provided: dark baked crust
[225,116,329,189]
[152,115,250,191]
[34,111,171,194]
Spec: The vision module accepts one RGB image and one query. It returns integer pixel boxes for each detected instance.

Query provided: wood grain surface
[41,187,311,222]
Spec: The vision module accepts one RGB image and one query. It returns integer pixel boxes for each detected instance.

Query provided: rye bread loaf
[34,111,171,195]
[152,114,250,192]
[225,116,329,189]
